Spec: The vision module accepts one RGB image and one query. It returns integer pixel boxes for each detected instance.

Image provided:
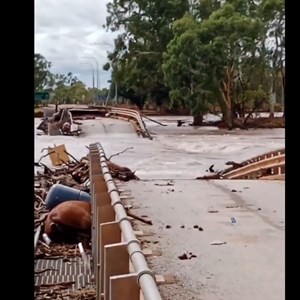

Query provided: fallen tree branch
[35,281,75,288]
[64,150,80,164]
[108,147,133,161]
[141,114,167,126]
[38,151,55,164]
[196,174,223,180]
[34,213,49,224]
[127,211,153,225]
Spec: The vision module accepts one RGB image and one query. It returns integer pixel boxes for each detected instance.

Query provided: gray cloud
[35,0,117,88]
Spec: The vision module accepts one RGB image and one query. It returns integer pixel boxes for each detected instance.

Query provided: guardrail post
[92,177,106,300]
[98,205,115,224]
[90,144,101,297]
[109,274,140,300]
[90,154,101,173]
[95,192,111,206]
[94,180,108,193]
[100,221,121,295]
[95,202,116,292]
[104,242,131,300]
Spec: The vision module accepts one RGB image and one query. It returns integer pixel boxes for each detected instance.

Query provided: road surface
[126,179,284,300]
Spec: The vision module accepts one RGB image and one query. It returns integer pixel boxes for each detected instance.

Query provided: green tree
[34,54,53,92]
[104,0,285,126]
[163,1,267,128]
[259,0,285,116]
[162,14,210,125]
[54,81,87,104]
[104,0,189,109]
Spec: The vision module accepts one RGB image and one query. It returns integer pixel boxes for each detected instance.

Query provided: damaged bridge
[34,109,285,300]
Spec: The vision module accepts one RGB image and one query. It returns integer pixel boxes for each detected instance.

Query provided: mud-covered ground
[127,179,284,300]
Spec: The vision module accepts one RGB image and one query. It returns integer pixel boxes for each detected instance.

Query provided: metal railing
[108,107,152,140]
[89,142,162,300]
[222,148,285,179]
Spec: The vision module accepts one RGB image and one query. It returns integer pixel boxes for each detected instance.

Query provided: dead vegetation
[35,284,96,300]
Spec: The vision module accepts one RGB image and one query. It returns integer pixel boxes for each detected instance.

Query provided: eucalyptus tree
[104,0,189,108]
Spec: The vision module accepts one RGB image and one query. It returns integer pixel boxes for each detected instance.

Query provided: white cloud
[34,0,117,88]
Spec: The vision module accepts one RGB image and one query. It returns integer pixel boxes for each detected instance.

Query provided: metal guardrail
[108,107,153,140]
[222,148,285,179]
[89,142,162,300]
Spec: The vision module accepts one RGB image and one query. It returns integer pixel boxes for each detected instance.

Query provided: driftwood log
[196,174,223,180]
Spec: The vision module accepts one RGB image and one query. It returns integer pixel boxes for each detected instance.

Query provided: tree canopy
[104,0,285,127]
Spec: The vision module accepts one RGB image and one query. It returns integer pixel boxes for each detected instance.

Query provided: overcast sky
[35,0,118,89]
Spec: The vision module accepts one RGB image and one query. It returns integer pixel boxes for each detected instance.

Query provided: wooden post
[90,156,101,174]
[94,180,108,193]
[95,192,111,207]
[96,205,116,283]
[94,192,114,275]
[91,179,107,273]
[109,274,140,300]
[100,222,121,294]
[104,242,130,300]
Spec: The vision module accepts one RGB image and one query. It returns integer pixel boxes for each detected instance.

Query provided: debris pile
[35,284,96,300]
[37,107,81,136]
[178,252,197,260]
[35,243,89,260]
[34,145,138,299]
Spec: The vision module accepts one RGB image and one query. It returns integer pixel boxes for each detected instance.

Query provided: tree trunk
[226,108,233,130]
[281,66,285,116]
[281,86,284,117]
[220,65,234,130]
[193,114,203,126]
[269,91,276,118]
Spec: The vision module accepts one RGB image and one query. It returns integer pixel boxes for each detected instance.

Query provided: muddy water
[35,116,284,180]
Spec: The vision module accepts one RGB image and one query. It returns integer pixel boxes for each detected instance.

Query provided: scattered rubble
[208,210,219,213]
[196,174,223,180]
[35,284,96,300]
[35,243,88,259]
[126,209,153,225]
[37,107,81,136]
[178,252,197,260]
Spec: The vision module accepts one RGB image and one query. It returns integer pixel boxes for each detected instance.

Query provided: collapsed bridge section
[197,148,285,180]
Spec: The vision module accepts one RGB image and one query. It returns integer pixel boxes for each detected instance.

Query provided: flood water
[34,115,285,179]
